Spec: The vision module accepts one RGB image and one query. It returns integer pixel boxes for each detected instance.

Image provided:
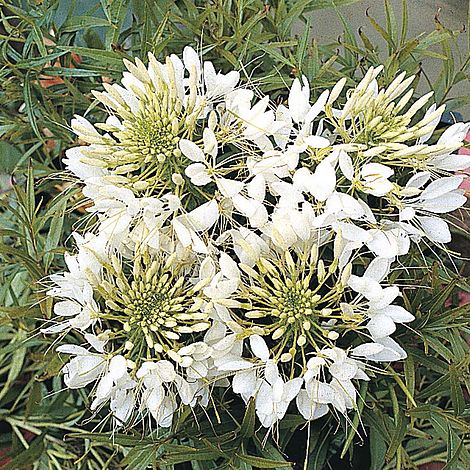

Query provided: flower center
[126,288,174,328]
[274,285,320,326]
[96,253,210,356]
[238,250,362,368]
[124,112,181,164]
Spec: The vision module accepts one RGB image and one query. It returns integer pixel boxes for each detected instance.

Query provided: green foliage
[0,0,469,468]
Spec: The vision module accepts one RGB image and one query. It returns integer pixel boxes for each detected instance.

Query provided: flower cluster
[44,47,469,430]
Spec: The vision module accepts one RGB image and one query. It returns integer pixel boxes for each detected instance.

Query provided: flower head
[95,250,210,355]
[235,246,359,368]
[68,47,240,196]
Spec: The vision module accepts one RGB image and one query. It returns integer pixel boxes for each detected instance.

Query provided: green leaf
[385,411,407,460]
[448,365,465,416]
[0,330,28,401]
[240,398,256,438]
[57,46,127,68]
[1,434,45,470]
[23,71,43,141]
[0,142,23,173]
[384,0,398,51]
[237,453,292,468]
[60,16,111,33]
[369,426,387,470]
[121,444,156,470]
[403,355,415,406]
[43,197,67,270]
[296,16,311,74]
[249,40,295,69]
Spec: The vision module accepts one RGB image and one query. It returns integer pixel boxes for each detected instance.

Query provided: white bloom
[173,199,219,253]
[255,362,303,428]
[348,274,414,340]
[399,174,466,243]
[292,159,336,202]
[360,163,394,197]
[57,345,107,389]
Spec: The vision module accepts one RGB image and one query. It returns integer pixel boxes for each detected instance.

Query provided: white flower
[232,335,269,403]
[41,298,98,334]
[360,163,394,197]
[57,344,106,389]
[348,274,414,340]
[49,53,470,433]
[173,199,219,253]
[137,360,184,427]
[181,130,221,186]
[296,349,367,421]
[91,355,137,424]
[351,337,407,362]
[399,174,466,243]
[292,159,336,202]
[255,362,303,428]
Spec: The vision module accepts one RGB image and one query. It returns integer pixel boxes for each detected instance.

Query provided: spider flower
[46,50,470,432]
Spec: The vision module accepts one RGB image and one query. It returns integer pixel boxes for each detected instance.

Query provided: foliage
[0,0,468,468]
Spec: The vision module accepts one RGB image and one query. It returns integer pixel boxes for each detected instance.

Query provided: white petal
[216,177,244,198]
[420,191,466,213]
[296,390,329,420]
[249,335,270,361]
[109,355,127,380]
[303,135,330,148]
[218,359,254,371]
[288,76,310,123]
[311,160,336,201]
[183,46,201,76]
[219,253,240,280]
[406,171,431,188]
[203,128,218,157]
[338,150,354,180]
[431,154,470,171]
[364,258,391,282]
[179,139,205,162]
[367,314,396,339]
[56,344,90,355]
[41,322,70,334]
[186,200,219,231]
[247,174,266,201]
[376,305,414,323]
[53,300,81,317]
[418,216,451,243]
[351,343,385,357]
[361,162,394,180]
[233,369,257,396]
[172,219,192,247]
[366,230,399,259]
[438,122,470,145]
[370,285,400,309]
[283,378,303,401]
[304,89,329,123]
[329,361,358,381]
[420,176,463,200]
[155,360,176,382]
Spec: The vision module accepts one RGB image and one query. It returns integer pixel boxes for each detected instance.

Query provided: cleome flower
[67,47,241,196]
[325,66,444,149]
[47,242,218,428]
[236,246,352,366]
[47,50,470,434]
[230,242,413,372]
[93,249,210,355]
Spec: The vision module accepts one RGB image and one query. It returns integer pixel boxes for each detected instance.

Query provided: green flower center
[96,253,209,356]
[274,285,320,325]
[123,113,181,163]
[238,251,363,368]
